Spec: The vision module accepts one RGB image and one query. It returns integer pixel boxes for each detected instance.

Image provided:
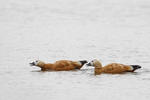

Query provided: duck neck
[94,61,103,75]
[37,62,45,68]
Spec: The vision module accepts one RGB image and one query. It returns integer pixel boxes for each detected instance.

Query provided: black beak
[29,62,35,66]
[86,62,92,66]
[130,65,142,72]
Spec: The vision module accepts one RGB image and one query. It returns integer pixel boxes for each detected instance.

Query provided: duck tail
[130,65,142,72]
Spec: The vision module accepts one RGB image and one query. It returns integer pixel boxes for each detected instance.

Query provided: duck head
[86,59,102,67]
[29,60,45,67]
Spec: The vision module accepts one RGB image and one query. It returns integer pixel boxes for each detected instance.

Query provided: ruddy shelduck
[30,60,88,71]
[86,59,141,75]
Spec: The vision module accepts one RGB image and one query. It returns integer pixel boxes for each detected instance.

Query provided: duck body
[100,63,133,74]
[30,60,87,71]
[86,59,141,75]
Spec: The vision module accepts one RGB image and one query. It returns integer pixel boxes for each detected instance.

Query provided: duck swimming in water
[86,59,141,75]
[30,60,88,71]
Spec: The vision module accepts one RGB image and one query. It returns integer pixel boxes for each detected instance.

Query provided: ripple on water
[142,78,150,80]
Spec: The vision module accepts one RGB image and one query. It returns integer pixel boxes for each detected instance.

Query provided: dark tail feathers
[130,65,141,72]
[79,60,88,66]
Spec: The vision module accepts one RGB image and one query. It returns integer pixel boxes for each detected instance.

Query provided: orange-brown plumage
[101,63,133,74]
[86,59,141,75]
[30,60,87,71]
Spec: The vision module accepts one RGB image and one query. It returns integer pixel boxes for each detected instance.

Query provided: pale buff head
[86,59,102,68]
[30,60,45,67]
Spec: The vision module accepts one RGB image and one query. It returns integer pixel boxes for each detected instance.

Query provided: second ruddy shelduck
[86,59,141,75]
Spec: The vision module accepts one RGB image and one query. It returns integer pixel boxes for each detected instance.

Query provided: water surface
[0,0,150,100]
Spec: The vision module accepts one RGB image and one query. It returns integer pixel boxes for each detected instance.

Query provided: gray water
[0,0,150,100]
